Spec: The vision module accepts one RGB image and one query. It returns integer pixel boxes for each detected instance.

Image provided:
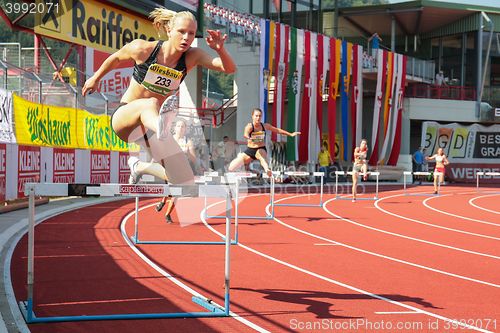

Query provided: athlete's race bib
[142,64,183,96]
[250,131,265,144]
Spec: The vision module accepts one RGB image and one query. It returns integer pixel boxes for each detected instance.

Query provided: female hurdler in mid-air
[228,108,300,177]
[82,8,236,186]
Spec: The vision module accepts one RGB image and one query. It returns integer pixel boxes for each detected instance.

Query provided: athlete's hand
[205,29,228,51]
[290,131,301,137]
[82,76,99,96]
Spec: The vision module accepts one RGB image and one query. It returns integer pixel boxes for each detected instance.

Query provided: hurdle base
[335,196,378,201]
[206,214,273,220]
[274,203,323,208]
[404,193,439,197]
[192,296,226,314]
[131,236,238,245]
[19,299,229,324]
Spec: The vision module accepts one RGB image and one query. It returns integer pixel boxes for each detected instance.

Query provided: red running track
[9,185,500,332]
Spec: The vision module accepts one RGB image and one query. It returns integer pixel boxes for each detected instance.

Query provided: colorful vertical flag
[355,45,363,148]
[379,51,394,163]
[316,35,324,135]
[327,38,341,163]
[340,40,352,161]
[286,28,304,161]
[279,24,290,142]
[350,44,359,155]
[298,31,311,162]
[266,21,276,123]
[271,23,281,141]
[379,53,401,164]
[388,55,407,166]
[259,19,270,122]
[308,32,319,163]
[369,49,387,166]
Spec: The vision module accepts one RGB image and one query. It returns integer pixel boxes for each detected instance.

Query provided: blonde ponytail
[149,8,197,37]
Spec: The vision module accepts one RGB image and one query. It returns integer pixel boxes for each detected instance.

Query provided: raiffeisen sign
[34,0,157,53]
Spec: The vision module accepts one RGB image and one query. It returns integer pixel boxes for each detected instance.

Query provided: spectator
[368,33,382,58]
[435,70,446,86]
[412,146,424,184]
[212,138,226,172]
[422,148,429,172]
[317,141,333,182]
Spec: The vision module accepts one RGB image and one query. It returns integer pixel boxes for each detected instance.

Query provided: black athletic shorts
[244,146,267,160]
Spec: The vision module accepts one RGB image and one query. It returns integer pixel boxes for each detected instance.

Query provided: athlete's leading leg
[352,171,358,201]
[228,153,252,172]
[255,149,272,177]
[433,173,438,193]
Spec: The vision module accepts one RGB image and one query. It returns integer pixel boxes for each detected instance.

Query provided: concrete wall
[406,98,477,123]
[225,43,260,142]
[179,38,260,143]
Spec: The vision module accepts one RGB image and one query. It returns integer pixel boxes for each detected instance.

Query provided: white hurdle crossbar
[203,172,276,224]
[21,182,233,323]
[403,171,442,196]
[131,179,238,245]
[476,171,500,192]
[335,171,380,200]
[273,171,325,207]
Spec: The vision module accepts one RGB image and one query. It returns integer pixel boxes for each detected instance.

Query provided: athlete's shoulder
[126,39,158,58]
[127,39,157,51]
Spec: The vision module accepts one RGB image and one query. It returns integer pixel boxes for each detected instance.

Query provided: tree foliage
[323,0,389,9]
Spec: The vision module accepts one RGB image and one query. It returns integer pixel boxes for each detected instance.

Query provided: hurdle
[335,171,380,200]
[273,171,325,207]
[476,171,500,192]
[203,172,276,222]
[132,175,241,245]
[20,182,233,323]
[403,171,442,196]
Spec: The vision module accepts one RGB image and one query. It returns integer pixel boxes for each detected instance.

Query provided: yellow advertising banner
[13,94,137,152]
[34,0,157,54]
[76,110,138,151]
[13,94,78,148]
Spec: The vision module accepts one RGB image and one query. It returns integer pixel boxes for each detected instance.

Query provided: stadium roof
[336,0,500,38]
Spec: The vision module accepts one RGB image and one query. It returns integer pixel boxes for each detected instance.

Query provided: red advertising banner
[0,143,6,202]
[86,48,133,105]
[90,150,110,184]
[18,145,41,198]
[53,148,75,183]
[118,152,130,184]
[448,163,500,184]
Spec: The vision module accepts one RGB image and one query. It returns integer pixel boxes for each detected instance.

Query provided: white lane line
[270,195,500,287]
[375,194,500,241]
[323,197,500,260]
[423,195,500,227]
[201,196,493,333]
[3,198,121,333]
[469,194,500,215]
[375,311,421,315]
[121,202,270,333]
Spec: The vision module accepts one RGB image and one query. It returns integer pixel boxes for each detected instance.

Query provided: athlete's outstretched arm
[263,123,300,137]
[189,30,236,74]
[82,39,147,96]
